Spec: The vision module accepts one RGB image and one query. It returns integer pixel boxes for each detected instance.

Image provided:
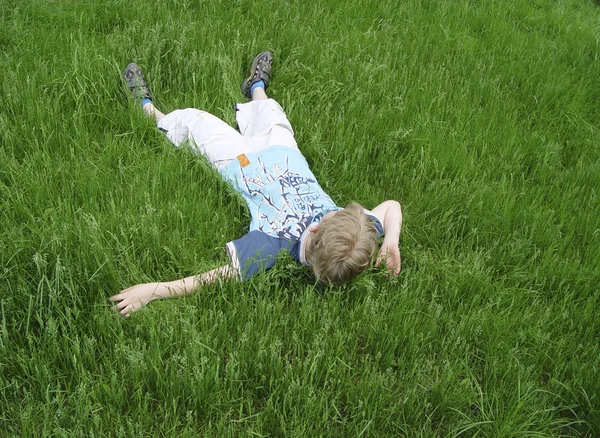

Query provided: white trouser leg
[157,109,248,169]
[235,99,298,152]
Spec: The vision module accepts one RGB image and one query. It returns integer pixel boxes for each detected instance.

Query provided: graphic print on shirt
[238,155,338,240]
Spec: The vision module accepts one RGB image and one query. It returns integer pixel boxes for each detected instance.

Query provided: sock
[250,80,265,96]
[141,97,152,107]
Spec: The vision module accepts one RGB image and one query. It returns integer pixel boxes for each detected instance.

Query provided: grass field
[1,0,600,436]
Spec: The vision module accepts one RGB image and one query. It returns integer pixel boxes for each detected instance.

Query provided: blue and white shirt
[219,146,384,279]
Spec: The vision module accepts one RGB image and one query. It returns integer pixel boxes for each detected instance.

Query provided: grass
[1,0,599,435]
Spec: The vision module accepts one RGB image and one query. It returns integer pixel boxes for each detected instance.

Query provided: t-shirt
[219,146,384,279]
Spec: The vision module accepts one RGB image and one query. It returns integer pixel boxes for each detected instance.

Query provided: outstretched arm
[110,265,237,317]
[371,200,403,275]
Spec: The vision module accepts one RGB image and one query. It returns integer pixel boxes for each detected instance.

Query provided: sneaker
[240,51,273,98]
[123,62,151,100]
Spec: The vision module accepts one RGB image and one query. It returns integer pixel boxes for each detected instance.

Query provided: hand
[375,241,401,276]
[109,282,164,317]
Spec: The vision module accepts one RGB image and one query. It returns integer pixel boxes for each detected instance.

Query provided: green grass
[1,0,599,435]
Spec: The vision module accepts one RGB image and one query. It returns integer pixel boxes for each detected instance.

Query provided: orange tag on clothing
[237,154,250,167]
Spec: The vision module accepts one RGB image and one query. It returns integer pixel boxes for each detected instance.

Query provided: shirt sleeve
[364,209,385,238]
[226,231,294,280]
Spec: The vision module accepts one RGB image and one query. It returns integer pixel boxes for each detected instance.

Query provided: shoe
[123,62,151,100]
[240,51,273,98]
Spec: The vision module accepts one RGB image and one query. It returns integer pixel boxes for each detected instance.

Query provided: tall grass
[1,0,599,435]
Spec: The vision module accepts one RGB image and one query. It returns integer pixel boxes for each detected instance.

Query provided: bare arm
[371,200,403,275]
[110,265,237,317]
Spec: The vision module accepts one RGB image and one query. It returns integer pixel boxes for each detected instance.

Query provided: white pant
[157,99,298,169]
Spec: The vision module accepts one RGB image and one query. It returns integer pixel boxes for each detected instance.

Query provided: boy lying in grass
[111,51,402,317]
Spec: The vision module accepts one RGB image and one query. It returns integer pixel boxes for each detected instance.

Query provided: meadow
[1,0,599,436]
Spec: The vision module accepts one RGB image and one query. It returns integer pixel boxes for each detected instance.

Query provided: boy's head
[308,202,378,285]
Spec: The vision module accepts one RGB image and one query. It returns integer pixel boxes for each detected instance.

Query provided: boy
[111,51,402,317]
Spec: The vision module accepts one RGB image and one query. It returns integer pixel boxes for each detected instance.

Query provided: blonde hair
[308,202,378,284]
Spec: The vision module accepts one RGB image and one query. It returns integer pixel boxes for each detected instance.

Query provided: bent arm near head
[110,264,237,317]
[371,200,403,275]
[371,200,403,243]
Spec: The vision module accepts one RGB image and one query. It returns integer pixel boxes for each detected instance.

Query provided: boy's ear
[310,225,319,233]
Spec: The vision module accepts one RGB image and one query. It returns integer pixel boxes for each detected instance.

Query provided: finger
[110,284,137,301]
[110,300,128,311]
[109,291,131,302]
[115,300,130,310]
[120,304,133,316]
[110,301,126,311]
[392,259,401,275]
[111,302,128,312]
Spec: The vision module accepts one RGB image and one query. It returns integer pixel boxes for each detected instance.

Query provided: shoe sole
[123,62,151,100]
